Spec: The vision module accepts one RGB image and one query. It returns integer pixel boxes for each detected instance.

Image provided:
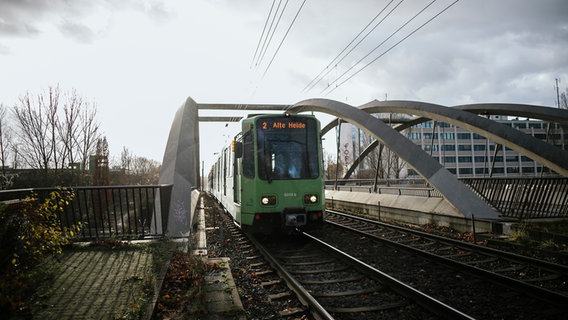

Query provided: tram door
[223,149,227,196]
[233,134,242,204]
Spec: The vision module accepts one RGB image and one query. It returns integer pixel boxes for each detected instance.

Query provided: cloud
[0,0,173,44]
[0,43,9,55]
[59,20,97,43]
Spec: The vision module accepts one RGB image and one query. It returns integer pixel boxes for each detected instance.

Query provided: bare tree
[11,85,100,184]
[120,147,133,173]
[131,156,161,184]
[560,87,567,110]
[0,104,10,173]
[57,90,100,171]
[13,89,56,171]
[57,90,81,169]
[93,137,109,186]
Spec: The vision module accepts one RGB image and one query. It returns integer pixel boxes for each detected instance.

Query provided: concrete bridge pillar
[157,97,200,237]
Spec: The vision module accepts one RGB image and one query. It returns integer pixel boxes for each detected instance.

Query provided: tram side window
[242,131,255,178]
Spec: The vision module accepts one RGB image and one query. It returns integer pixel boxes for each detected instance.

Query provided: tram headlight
[304,194,318,204]
[261,195,276,205]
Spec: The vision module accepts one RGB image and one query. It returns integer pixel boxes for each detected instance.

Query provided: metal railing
[462,177,568,219]
[326,177,568,219]
[0,184,173,241]
[325,179,443,198]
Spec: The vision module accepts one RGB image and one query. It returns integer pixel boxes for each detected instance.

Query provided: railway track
[207,194,567,318]
[205,197,310,318]
[208,196,470,319]
[315,210,568,319]
[253,232,472,319]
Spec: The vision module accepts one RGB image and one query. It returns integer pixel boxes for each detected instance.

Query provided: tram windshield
[257,117,319,181]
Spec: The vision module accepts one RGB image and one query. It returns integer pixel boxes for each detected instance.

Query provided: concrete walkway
[14,194,245,320]
[26,246,159,320]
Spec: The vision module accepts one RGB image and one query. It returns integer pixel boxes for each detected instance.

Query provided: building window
[458,144,472,151]
[457,133,471,140]
[507,167,520,174]
[444,156,456,163]
[522,167,535,173]
[475,168,489,175]
[492,167,504,174]
[473,133,485,139]
[424,144,439,151]
[473,144,486,151]
[458,156,472,163]
[521,156,533,162]
[423,133,438,140]
[459,168,473,175]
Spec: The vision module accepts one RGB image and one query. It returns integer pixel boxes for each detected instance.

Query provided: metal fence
[461,177,568,219]
[325,179,443,198]
[0,185,173,241]
[326,177,568,219]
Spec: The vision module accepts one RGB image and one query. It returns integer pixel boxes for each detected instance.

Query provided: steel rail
[248,235,334,320]
[301,230,475,320]
[327,209,568,274]
[326,210,568,309]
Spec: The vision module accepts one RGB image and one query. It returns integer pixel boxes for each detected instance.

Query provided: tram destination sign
[261,119,307,130]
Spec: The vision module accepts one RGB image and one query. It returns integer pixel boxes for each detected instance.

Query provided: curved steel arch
[359,100,568,176]
[287,98,501,220]
[454,103,568,125]
[336,102,568,180]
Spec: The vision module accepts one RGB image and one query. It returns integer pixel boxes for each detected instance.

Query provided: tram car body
[209,113,325,234]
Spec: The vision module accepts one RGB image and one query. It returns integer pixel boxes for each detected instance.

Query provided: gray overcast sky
[1,0,567,170]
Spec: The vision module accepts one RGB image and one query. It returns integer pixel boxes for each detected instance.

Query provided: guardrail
[326,179,443,198]
[326,177,568,219]
[0,185,173,241]
[462,177,568,219]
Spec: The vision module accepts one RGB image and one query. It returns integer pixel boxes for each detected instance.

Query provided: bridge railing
[461,177,568,219]
[0,184,173,241]
[326,177,568,219]
[325,179,443,197]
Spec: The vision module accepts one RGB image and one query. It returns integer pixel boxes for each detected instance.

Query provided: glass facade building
[405,116,567,178]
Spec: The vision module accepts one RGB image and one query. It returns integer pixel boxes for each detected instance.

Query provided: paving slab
[26,247,156,320]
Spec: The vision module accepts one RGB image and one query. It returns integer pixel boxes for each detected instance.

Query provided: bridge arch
[333,100,568,180]
[287,98,501,220]
[360,100,568,177]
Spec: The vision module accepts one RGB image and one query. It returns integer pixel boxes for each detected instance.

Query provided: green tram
[209,113,326,234]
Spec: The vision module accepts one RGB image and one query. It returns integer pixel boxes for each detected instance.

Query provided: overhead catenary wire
[302,0,402,92]
[262,0,307,78]
[255,0,289,70]
[254,0,285,69]
[324,0,460,96]
[251,0,277,69]
[322,0,438,94]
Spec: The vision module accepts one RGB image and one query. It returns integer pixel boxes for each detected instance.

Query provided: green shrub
[0,189,81,313]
